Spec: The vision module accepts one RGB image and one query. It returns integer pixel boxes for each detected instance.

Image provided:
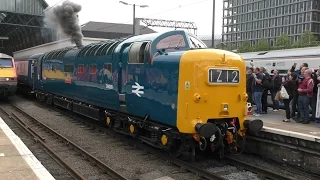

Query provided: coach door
[31,59,36,91]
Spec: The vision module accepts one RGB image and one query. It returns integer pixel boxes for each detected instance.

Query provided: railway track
[2,97,304,180]
[0,104,128,180]
[43,102,295,180]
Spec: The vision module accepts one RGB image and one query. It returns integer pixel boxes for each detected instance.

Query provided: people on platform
[270,70,282,112]
[311,69,320,122]
[297,69,314,124]
[246,67,254,105]
[247,61,320,127]
[251,67,264,117]
[260,67,271,114]
[281,73,298,122]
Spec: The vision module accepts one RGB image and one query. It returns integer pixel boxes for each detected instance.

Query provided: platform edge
[262,126,320,142]
[0,117,55,180]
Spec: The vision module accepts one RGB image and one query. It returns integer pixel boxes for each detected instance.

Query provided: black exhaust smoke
[44,0,84,47]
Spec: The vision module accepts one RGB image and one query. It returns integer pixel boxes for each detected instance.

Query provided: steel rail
[47,104,227,180]
[8,104,129,180]
[225,156,292,180]
[0,108,85,180]
[18,99,297,180]
[98,124,227,180]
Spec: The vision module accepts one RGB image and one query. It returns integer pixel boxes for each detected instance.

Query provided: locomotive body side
[29,30,263,159]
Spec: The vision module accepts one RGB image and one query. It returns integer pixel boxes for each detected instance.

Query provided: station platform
[249,109,320,142]
[0,117,54,180]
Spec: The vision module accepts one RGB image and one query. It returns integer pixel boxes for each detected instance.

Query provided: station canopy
[0,0,54,55]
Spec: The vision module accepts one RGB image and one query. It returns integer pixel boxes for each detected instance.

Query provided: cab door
[119,41,150,115]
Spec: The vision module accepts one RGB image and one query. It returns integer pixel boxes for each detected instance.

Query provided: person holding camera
[281,73,298,122]
[251,67,264,117]
[290,63,308,120]
[297,69,314,124]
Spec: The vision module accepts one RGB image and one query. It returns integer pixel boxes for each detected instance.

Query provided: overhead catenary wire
[91,0,210,32]
[4,0,210,38]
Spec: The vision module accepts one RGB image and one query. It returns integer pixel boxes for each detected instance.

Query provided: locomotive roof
[41,30,188,60]
[239,46,320,60]
[0,53,13,59]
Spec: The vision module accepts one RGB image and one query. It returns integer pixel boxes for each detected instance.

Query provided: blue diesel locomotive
[17,30,263,159]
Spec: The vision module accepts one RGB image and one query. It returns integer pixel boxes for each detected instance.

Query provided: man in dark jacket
[246,67,254,104]
[310,70,319,122]
[270,70,282,111]
[260,67,271,114]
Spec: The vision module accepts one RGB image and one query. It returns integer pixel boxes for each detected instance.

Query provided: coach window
[128,42,145,64]
[78,64,84,74]
[156,34,186,50]
[89,64,97,74]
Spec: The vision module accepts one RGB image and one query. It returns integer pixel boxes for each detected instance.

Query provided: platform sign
[316,84,320,119]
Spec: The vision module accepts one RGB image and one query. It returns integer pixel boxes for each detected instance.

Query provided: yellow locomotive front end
[176,49,263,155]
[0,54,17,99]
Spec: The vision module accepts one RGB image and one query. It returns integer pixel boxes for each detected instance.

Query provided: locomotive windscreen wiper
[175,38,184,49]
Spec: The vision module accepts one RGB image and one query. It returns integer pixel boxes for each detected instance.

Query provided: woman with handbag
[281,73,298,122]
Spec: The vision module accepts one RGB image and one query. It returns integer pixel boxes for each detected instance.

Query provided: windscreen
[0,58,13,68]
[188,35,207,49]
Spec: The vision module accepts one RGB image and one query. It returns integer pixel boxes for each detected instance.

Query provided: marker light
[223,104,228,111]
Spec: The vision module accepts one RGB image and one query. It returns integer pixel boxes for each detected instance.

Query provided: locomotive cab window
[128,42,149,64]
[0,58,13,67]
[156,34,186,50]
[189,35,207,49]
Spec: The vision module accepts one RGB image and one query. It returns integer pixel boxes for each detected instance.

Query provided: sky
[44,0,223,36]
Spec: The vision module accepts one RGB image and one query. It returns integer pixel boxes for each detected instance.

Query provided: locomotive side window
[89,64,97,74]
[128,42,144,64]
[144,42,151,64]
[78,64,84,74]
[156,34,186,50]
[103,63,112,72]
[64,64,74,73]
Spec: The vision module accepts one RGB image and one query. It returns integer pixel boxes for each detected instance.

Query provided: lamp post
[119,1,149,35]
[212,0,215,48]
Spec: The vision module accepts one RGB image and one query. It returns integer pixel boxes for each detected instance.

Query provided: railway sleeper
[35,90,244,161]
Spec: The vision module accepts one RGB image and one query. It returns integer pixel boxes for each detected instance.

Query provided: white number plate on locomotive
[208,69,240,84]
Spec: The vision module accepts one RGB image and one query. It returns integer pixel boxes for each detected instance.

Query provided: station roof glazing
[0,0,49,55]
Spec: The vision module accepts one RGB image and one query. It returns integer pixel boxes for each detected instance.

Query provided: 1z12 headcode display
[208,69,239,84]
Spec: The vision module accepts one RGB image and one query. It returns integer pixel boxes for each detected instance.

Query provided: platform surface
[249,108,320,142]
[0,117,55,180]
